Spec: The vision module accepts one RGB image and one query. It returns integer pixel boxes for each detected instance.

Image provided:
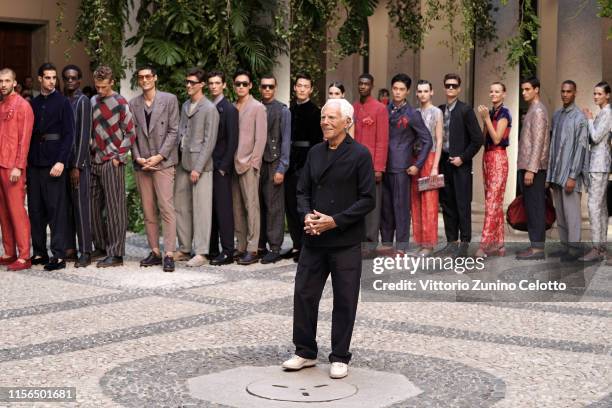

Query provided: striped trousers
[91,161,127,257]
[587,172,609,248]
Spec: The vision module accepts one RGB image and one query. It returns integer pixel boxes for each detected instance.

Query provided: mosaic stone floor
[0,229,610,407]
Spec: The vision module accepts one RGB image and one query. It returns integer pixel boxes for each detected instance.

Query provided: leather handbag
[506,189,556,231]
[417,174,445,192]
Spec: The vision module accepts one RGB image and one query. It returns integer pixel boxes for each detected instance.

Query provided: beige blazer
[129,91,180,169]
[234,95,267,175]
[178,96,219,173]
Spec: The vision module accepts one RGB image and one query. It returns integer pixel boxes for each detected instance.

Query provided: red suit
[0,92,34,261]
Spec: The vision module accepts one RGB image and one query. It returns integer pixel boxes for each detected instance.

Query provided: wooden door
[0,23,32,85]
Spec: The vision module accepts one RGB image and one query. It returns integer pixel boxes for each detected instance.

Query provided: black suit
[293,135,375,364]
[438,100,483,242]
[209,96,239,255]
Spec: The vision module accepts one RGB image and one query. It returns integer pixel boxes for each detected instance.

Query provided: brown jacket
[129,91,180,169]
[234,95,267,175]
[518,100,549,173]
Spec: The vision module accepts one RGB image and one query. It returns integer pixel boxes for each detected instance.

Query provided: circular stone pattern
[246,374,357,402]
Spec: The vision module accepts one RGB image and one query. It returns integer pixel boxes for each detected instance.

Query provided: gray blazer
[586,104,611,173]
[129,91,180,169]
[178,97,220,173]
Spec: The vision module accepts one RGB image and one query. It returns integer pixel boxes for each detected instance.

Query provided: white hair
[322,98,354,121]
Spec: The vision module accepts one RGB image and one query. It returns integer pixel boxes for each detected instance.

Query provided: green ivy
[597,0,612,39]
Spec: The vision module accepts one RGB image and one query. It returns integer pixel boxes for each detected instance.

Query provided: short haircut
[391,73,412,89]
[295,72,313,87]
[207,70,226,83]
[0,68,16,80]
[595,81,611,94]
[62,64,82,79]
[359,73,374,83]
[186,67,206,83]
[521,76,540,89]
[443,73,461,86]
[416,79,432,90]
[260,73,276,84]
[491,81,506,92]
[38,62,57,77]
[561,80,577,90]
[233,68,252,82]
[136,65,157,76]
[93,65,114,81]
[322,98,354,121]
[328,81,345,94]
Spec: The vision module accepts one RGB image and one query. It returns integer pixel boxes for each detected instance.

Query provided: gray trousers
[587,173,609,247]
[365,181,382,243]
[232,167,261,253]
[259,161,285,252]
[175,165,213,255]
[551,184,582,248]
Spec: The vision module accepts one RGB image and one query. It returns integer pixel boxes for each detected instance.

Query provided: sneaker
[281,355,317,371]
[186,255,207,267]
[329,362,348,379]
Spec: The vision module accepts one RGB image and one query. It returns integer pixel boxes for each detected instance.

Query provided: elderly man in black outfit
[282,98,375,379]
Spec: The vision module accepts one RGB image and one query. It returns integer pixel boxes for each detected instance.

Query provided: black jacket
[438,100,483,163]
[212,96,239,174]
[297,136,375,247]
[289,100,323,172]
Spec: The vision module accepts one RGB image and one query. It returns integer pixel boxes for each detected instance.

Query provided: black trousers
[293,244,361,364]
[519,169,547,249]
[439,152,472,242]
[27,166,69,258]
[66,166,93,255]
[380,171,411,250]
[209,170,235,255]
[284,168,303,250]
[259,161,285,252]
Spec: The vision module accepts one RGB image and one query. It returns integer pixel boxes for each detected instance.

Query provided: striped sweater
[91,92,136,164]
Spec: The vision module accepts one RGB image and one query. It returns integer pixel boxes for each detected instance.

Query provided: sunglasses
[260,84,275,90]
[138,74,155,81]
[234,81,250,88]
[184,79,201,86]
[444,83,459,89]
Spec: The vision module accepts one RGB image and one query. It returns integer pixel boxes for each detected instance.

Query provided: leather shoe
[237,252,259,265]
[233,249,246,261]
[91,248,107,260]
[140,251,162,267]
[205,252,219,261]
[436,242,459,257]
[280,248,299,259]
[31,255,49,266]
[260,251,281,264]
[0,256,17,266]
[7,259,31,271]
[75,253,91,268]
[44,257,66,271]
[163,256,175,272]
[210,252,234,266]
[97,256,123,268]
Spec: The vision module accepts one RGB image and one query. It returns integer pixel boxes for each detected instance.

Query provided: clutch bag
[417,174,445,192]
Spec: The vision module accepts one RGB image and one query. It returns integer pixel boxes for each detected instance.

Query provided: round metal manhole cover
[246,374,358,402]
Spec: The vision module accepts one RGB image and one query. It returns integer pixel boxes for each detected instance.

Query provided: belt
[485,145,507,151]
[39,133,61,142]
[292,141,311,148]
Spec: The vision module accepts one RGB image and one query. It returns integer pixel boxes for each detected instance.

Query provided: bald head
[0,68,17,97]
[0,68,16,80]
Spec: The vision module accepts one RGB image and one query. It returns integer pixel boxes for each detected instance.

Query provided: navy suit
[380,102,432,250]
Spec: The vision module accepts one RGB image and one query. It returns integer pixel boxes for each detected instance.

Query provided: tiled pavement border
[99,345,506,408]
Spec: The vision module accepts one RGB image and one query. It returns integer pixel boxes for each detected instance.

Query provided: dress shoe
[515,248,545,260]
[140,251,162,267]
[186,254,207,267]
[577,247,604,262]
[205,252,220,261]
[233,249,246,261]
[7,259,31,271]
[456,242,469,257]
[436,242,459,256]
[260,251,282,264]
[31,255,49,266]
[75,253,91,268]
[44,257,66,271]
[329,362,349,379]
[163,256,175,272]
[237,252,259,265]
[257,248,269,258]
[0,256,17,266]
[91,248,107,260]
[96,256,123,268]
[280,248,299,259]
[210,252,234,266]
[174,251,191,261]
[281,355,317,371]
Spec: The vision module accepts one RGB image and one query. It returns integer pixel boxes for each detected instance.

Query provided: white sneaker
[186,255,206,267]
[281,355,317,370]
[329,362,348,379]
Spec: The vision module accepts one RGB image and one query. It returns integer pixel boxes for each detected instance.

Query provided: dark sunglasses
[137,74,155,81]
[234,81,250,88]
[184,79,201,86]
[260,84,275,90]
[444,83,459,89]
